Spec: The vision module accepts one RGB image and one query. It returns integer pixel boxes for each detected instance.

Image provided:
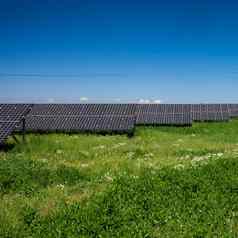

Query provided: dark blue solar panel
[191,104,230,122]
[136,113,192,125]
[29,104,137,116]
[25,104,137,134]
[0,104,32,144]
[228,104,238,117]
[135,104,192,125]
[25,115,136,133]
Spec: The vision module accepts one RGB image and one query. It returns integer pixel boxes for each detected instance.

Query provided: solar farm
[1,103,238,237]
[0,103,238,143]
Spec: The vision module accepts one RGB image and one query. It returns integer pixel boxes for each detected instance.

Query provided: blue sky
[1,0,238,103]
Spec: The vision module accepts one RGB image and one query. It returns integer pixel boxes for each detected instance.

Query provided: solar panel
[191,104,230,122]
[135,104,192,125]
[0,104,32,144]
[25,115,136,134]
[136,113,192,125]
[0,104,31,121]
[0,121,16,144]
[24,104,137,134]
[228,104,238,117]
[29,104,137,116]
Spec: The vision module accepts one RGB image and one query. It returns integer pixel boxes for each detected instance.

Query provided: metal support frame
[22,117,26,143]
[12,135,20,144]
[12,117,26,144]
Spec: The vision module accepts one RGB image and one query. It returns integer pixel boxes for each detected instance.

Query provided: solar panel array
[136,104,192,125]
[25,104,136,134]
[1,103,238,141]
[191,104,230,122]
[0,104,31,144]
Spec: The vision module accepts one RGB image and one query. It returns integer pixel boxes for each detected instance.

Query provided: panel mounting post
[22,117,26,143]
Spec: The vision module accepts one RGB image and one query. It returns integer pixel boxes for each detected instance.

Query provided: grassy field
[1,120,238,237]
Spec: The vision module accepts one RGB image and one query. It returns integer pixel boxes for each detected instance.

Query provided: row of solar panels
[1,103,238,144]
[25,115,136,134]
[24,103,238,117]
[25,104,237,130]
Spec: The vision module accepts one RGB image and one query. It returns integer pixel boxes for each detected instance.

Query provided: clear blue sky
[1,0,238,103]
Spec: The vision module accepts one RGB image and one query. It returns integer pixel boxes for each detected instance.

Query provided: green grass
[1,119,238,237]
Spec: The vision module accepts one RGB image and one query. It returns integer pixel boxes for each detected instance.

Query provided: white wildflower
[56,149,63,155]
[144,152,154,160]
[105,176,113,182]
[174,164,185,170]
[203,155,210,160]
[104,172,114,182]
[118,142,126,146]
[93,145,105,150]
[192,156,207,162]
[16,153,24,157]
[127,152,135,159]
[81,163,89,168]
[56,184,65,190]
[112,142,127,149]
